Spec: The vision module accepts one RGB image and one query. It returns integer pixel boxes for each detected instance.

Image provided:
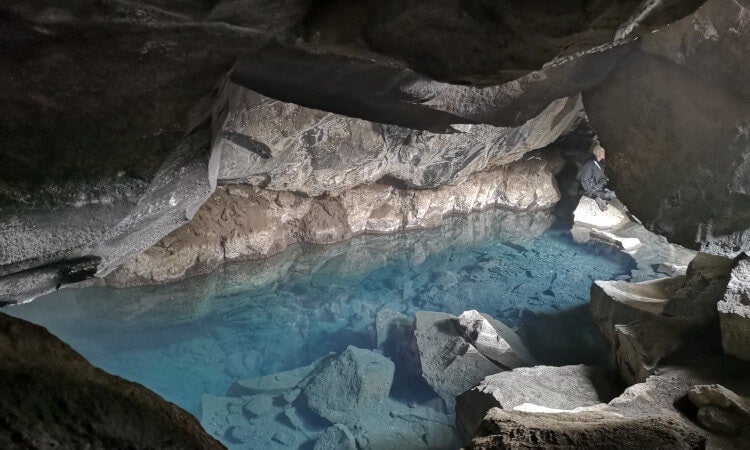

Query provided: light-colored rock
[303,346,394,427]
[688,384,750,434]
[718,253,750,360]
[457,310,534,369]
[657,262,688,277]
[108,152,562,287]
[573,197,630,229]
[455,365,605,437]
[413,311,501,411]
[314,424,357,450]
[242,395,274,418]
[590,229,642,252]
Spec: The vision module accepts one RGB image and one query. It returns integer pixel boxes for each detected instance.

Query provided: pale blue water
[6,209,636,448]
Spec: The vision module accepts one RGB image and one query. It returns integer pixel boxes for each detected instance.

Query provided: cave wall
[584,0,750,255]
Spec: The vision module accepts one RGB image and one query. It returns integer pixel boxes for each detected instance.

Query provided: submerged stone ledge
[107,152,563,287]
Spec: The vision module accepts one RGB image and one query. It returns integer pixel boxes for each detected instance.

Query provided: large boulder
[572,197,630,229]
[590,252,733,383]
[455,365,606,438]
[302,346,395,427]
[413,311,501,411]
[0,313,222,449]
[718,253,750,360]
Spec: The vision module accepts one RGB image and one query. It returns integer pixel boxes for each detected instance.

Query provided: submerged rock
[413,311,501,411]
[718,253,750,360]
[314,424,357,450]
[303,346,395,427]
[455,365,606,438]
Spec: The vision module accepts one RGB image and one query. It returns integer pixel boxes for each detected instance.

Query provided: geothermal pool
[7,209,635,449]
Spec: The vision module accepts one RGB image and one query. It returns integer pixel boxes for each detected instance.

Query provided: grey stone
[314,424,357,450]
[688,384,750,434]
[572,197,630,230]
[413,311,501,411]
[718,253,750,360]
[457,310,534,369]
[227,353,334,396]
[303,346,394,427]
[456,365,605,437]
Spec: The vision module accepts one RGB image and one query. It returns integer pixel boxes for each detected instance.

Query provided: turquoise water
[6,209,635,448]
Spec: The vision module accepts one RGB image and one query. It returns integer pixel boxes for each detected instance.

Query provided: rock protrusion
[457,309,534,369]
[688,384,750,434]
[717,253,750,360]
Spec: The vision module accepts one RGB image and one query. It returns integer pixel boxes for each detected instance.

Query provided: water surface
[7,209,635,448]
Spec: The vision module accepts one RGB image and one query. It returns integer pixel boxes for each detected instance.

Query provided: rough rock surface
[590,252,733,383]
[688,384,750,434]
[313,424,357,450]
[455,365,607,438]
[584,0,750,255]
[0,313,222,449]
[457,310,534,369]
[718,253,750,360]
[108,152,562,287]
[302,346,395,427]
[573,197,630,229]
[413,311,501,411]
[466,408,705,450]
[216,82,576,195]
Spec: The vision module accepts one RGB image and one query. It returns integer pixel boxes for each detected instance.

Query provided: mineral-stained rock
[455,365,606,438]
[314,424,357,450]
[572,197,630,229]
[457,310,534,369]
[688,384,750,434]
[302,346,395,427]
[0,313,223,449]
[718,253,750,360]
[216,81,576,196]
[413,311,501,411]
[465,408,705,450]
[108,152,562,287]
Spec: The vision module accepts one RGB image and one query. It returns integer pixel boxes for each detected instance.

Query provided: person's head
[592,145,606,161]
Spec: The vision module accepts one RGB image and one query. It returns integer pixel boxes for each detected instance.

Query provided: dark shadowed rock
[0,312,223,449]
[465,408,705,450]
[584,0,750,255]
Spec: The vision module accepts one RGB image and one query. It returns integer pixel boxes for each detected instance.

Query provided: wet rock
[413,311,501,411]
[718,253,750,360]
[0,313,223,449]
[227,353,333,396]
[457,310,534,369]
[589,229,642,253]
[657,263,689,277]
[456,365,605,438]
[688,384,750,434]
[465,408,705,450]
[314,424,357,450]
[303,346,394,427]
[109,153,562,287]
[573,197,630,229]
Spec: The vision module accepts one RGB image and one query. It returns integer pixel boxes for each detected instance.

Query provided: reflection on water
[6,208,635,448]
